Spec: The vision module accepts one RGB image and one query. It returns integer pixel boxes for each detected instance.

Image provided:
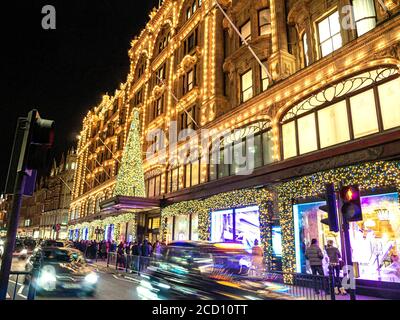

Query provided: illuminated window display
[174,215,190,240]
[272,226,283,257]
[294,192,400,283]
[105,224,115,241]
[211,209,234,242]
[82,228,89,240]
[211,206,261,252]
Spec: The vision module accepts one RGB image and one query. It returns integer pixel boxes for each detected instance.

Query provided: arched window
[185,0,202,22]
[209,121,273,181]
[280,67,400,159]
[155,25,171,55]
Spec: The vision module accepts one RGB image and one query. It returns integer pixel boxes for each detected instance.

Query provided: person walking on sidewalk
[326,240,347,295]
[117,242,126,270]
[101,241,107,260]
[153,241,162,260]
[305,239,324,294]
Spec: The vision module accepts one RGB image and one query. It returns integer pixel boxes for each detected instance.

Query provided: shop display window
[293,192,400,283]
[174,215,190,240]
[211,206,261,252]
[272,226,282,257]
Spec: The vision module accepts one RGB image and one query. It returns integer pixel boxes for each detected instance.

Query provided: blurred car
[39,239,66,248]
[12,239,35,260]
[136,241,297,300]
[25,247,98,296]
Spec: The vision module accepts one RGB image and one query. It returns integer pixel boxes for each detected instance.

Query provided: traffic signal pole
[342,218,356,300]
[0,110,54,300]
[0,171,27,299]
[338,182,357,301]
[0,116,31,300]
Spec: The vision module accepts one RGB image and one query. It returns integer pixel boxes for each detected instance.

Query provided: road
[5,258,141,300]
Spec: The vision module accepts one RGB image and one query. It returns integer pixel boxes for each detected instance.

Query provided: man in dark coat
[305,238,324,294]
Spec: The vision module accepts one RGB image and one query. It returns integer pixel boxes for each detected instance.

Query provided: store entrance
[136,210,161,244]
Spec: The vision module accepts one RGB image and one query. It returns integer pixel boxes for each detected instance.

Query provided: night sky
[0,0,159,190]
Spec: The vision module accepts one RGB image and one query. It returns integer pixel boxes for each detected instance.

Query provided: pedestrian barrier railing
[7,271,35,300]
[263,271,335,300]
[99,252,336,301]
[106,252,157,275]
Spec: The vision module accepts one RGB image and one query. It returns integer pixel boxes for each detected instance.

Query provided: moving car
[136,241,296,300]
[25,247,98,296]
[13,239,31,260]
[39,239,66,248]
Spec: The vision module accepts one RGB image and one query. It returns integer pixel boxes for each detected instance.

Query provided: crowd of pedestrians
[71,239,165,262]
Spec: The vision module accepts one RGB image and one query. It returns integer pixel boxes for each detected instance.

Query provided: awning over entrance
[99,196,160,213]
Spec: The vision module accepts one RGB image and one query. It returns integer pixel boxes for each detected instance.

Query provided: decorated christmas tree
[114,108,145,197]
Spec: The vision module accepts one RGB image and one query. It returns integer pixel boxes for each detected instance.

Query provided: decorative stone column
[269,0,296,81]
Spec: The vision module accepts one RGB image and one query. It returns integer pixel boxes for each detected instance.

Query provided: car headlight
[38,269,57,291]
[20,249,28,255]
[84,272,98,284]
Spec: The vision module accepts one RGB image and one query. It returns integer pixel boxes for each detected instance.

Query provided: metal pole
[342,219,356,300]
[0,170,26,300]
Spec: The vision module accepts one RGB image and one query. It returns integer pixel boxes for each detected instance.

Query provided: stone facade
[68,0,400,242]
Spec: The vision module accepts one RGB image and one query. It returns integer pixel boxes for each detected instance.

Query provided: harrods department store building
[68,0,400,290]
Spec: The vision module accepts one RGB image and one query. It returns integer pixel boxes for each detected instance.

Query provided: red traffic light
[339,185,363,222]
[341,186,359,202]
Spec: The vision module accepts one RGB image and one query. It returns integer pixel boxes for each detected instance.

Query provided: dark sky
[0,0,159,189]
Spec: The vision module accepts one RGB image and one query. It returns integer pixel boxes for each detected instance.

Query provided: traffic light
[339,185,362,222]
[4,110,55,195]
[26,111,55,170]
[319,183,339,232]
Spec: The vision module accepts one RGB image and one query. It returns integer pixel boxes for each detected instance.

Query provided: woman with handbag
[326,240,347,295]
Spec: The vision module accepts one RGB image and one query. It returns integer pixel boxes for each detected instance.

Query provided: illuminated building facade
[16,149,76,240]
[68,88,130,241]
[69,0,400,295]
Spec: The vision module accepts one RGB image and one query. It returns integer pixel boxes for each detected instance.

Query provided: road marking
[18,293,27,299]
[18,285,25,294]
[112,274,137,284]
[124,276,140,283]
[6,293,11,299]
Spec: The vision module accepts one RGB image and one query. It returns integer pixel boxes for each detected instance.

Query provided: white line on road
[18,285,25,294]
[112,274,137,283]
[124,276,140,283]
